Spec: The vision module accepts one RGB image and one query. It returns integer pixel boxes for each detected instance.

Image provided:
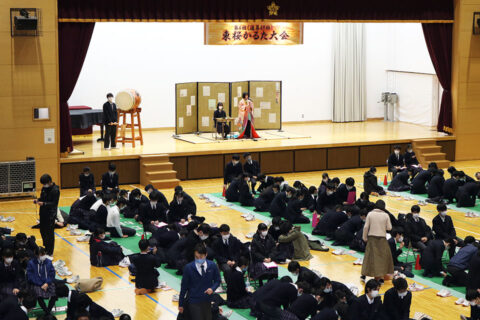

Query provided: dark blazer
[257,176,274,193]
[89,237,123,267]
[363,171,383,195]
[212,234,244,265]
[456,182,480,207]
[432,214,456,239]
[224,161,243,184]
[316,189,337,213]
[259,281,297,309]
[443,178,461,202]
[251,233,277,263]
[243,160,260,177]
[337,214,364,235]
[238,180,254,206]
[130,252,162,289]
[404,151,419,167]
[66,290,84,320]
[138,202,167,227]
[336,184,356,204]
[319,281,355,309]
[89,301,114,320]
[388,153,405,170]
[179,260,221,307]
[420,239,445,272]
[93,204,108,227]
[225,178,241,202]
[39,183,60,219]
[347,294,382,320]
[405,214,432,244]
[388,170,411,191]
[467,253,480,291]
[79,173,95,196]
[0,296,28,320]
[102,101,117,124]
[297,266,322,288]
[313,210,348,236]
[269,192,289,217]
[288,293,318,320]
[388,237,403,266]
[213,109,227,129]
[168,199,193,223]
[75,194,97,211]
[225,267,249,303]
[411,170,432,194]
[0,259,24,289]
[427,175,445,198]
[380,287,411,320]
[152,227,179,249]
[101,172,119,191]
[254,186,276,211]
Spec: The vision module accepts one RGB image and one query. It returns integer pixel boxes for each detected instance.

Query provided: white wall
[69,22,435,128]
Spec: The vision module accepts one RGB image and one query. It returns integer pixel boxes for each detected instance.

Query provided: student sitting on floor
[174,186,197,216]
[284,283,319,320]
[243,152,260,194]
[404,143,420,169]
[125,189,147,219]
[69,191,100,229]
[255,276,300,320]
[388,168,414,192]
[79,166,95,197]
[317,277,355,310]
[269,187,293,218]
[239,173,255,207]
[89,228,124,267]
[101,162,119,194]
[347,279,382,320]
[388,145,406,178]
[462,289,480,320]
[313,205,350,238]
[224,154,243,187]
[420,237,455,278]
[444,236,478,287]
[224,256,252,309]
[74,291,114,320]
[410,168,434,194]
[333,208,367,246]
[0,248,24,300]
[26,246,57,316]
[283,189,310,224]
[144,184,169,209]
[363,167,386,196]
[380,277,412,320]
[256,174,274,193]
[288,261,322,289]
[250,223,279,286]
[106,198,136,238]
[336,177,356,206]
[443,171,462,203]
[168,190,193,223]
[433,204,464,258]
[317,183,337,214]
[266,216,283,241]
[468,249,480,291]
[405,205,432,251]
[225,176,241,202]
[427,169,445,203]
[254,184,279,212]
[456,181,480,208]
[0,289,37,320]
[388,228,413,277]
[278,221,312,261]
[130,239,162,295]
[91,193,110,231]
[355,192,372,210]
[184,223,213,264]
[303,186,318,213]
[138,190,167,232]
[212,224,245,273]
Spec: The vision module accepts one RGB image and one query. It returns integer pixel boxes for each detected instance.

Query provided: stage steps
[412,139,450,169]
[140,154,180,189]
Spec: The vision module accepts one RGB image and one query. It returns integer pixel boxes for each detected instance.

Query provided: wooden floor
[2,160,479,319]
[65,120,450,161]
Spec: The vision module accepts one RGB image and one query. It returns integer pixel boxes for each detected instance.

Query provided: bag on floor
[75,277,103,293]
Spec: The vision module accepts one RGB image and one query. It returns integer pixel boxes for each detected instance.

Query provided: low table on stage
[69,109,104,141]
[215,117,235,139]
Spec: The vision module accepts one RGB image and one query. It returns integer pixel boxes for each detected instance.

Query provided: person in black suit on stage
[243,152,260,194]
[103,93,118,150]
[79,166,95,197]
[213,102,230,139]
[101,163,119,194]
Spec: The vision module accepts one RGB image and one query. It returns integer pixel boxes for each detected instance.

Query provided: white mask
[199,235,209,241]
[39,255,47,262]
[261,231,268,237]
[108,97,113,103]
[398,236,404,243]
[440,211,447,217]
[4,257,13,264]
[412,213,420,219]
[222,234,230,241]
[326,190,334,196]
[324,287,332,293]
[394,150,400,155]
[398,291,408,298]
[370,290,379,298]
[471,301,477,306]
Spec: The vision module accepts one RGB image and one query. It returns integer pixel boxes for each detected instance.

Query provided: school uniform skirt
[32,283,56,299]
[361,236,394,277]
[249,262,278,280]
[0,283,15,297]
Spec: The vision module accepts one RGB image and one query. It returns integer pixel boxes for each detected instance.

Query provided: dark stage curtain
[422,23,453,134]
[58,22,95,152]
[58,0,453,22]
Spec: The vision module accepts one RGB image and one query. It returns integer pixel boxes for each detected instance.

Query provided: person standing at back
[103,92,118,150]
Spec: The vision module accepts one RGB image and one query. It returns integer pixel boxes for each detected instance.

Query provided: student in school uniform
[254,184,279,212]
[250,223,279,285]
[0,248,24,299]
[456,181,480,207]
[224,154,243,187]
[427,169,445,203]
[184,223,212,264]
[444,236,478,287]
[363,167,386,196]
[462,289,480,320]
[255,276,300,320]
[269,187,293,218]
[89,228,124,267]
[278,221,312,261]
[26,247,57,315]
[169,191,192,223]
[138,190,167,232]
[103,92,118,150]
[313,205,350,238]
[333,209,367,246]
[388,145,406,178]
[174,186,197,215]
[404,143,420,169]
[129,239,162,295]
[317,277,355,309]
[336,177,356,206]
[144,184,169,210]
[285,283,319,320]
[432,204,464,257]
[404,205,432,251]
[91,193,110,231]
[420,238,454,278]
[101,163,119,194]
[106,198,136,238]
[388,228,407,272]
[410,168,433,194]
[287,261,322,289]
[239,173,255,207]
[302,186,318,213]
[69,191,100,227]
[467,250,480,291]
[316,183,338,214]
[355,192,372,210]
[225,177,241,202]
[0,290,37,320]
[319,173,330,192]
[347,279,382,320]
[212,224,245,273]
[224,256,251,309]
[79,166,95,197]
[179,244,221,320]
[284,190,310,224]
[380,278,412,320]
[74,292,115,320]
[443,171,462,203]
[126,189,148,219]
[243,152,260,194]
[388,168,414,192]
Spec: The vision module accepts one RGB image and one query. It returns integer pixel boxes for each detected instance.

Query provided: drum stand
[116,108,144,147]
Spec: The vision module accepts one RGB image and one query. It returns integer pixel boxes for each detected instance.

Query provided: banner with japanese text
[205,22,303,45]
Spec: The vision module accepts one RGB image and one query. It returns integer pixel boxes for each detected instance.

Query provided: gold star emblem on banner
[267,1,280,16]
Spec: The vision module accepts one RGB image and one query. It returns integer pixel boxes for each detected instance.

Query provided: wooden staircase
[412,139,450,169]
[140,154,180,189]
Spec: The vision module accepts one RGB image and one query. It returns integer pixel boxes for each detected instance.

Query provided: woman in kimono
[236,92,260,139]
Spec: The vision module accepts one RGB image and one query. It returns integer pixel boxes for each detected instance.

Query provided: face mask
[261,231,268,237]
[274,226,280,231]
[84,173,90,177]
[222,234,230,241]
[219,107,223,111]
[440,211,447,217]
[323,178,328,183]
[135,197,141,201]
[370,290,379,298]
[43,184,50,188]
[108,98,113,103]
[291,272,299,277]
[398,236,404,243]
[99,235,105,240]
[346,186,353,191]
[4,257,13,264]
[297,291,302,297]
[199,235,209,241]
[109,203,116,207]
[394,151,400,155]
[242,267,248,273]
[471,301,477,306]
[413,213,419,219]
[39,255,47,262]
[195,258,206,265]
[286,193,292,198]
[326,191,334,196]
[324,287,332,293]
[398,291,408,298]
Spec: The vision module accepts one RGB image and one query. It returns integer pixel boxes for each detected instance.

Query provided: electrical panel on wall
[10,8,40,37]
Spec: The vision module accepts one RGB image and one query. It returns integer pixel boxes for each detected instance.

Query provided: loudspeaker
[14,16,38,31]
[10,8,39,37]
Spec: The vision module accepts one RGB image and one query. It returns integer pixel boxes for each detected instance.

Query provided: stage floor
[64,120,451,162]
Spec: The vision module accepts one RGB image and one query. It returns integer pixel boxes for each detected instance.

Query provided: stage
[60,120,455,188]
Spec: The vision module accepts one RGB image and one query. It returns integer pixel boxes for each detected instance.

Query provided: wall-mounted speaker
[10,8,40,37]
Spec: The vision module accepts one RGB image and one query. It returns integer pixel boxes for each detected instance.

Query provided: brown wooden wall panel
[188,155,223,179]
[223,152,260,168]
[360,145,391,167]
[260,151,293,174]
[60,159,139,188]
[294,149,327,172]
[327,147,359,169]
[437,140,456,161]
[171,157,187,180]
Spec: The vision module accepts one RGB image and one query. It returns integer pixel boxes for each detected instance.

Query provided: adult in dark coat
[456,181,480,207]
[254,185,278,212]
[243,152,260,194]
[101,163,119,193]
[103,93,118,149]
[224,155,243,185]
[225,178,241,202]
[388,146,405,177]
[363,167,385,195]
[79,167,95,196]
[410,169,433,194]
[35,174,60,257]
[388,169,413,192]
